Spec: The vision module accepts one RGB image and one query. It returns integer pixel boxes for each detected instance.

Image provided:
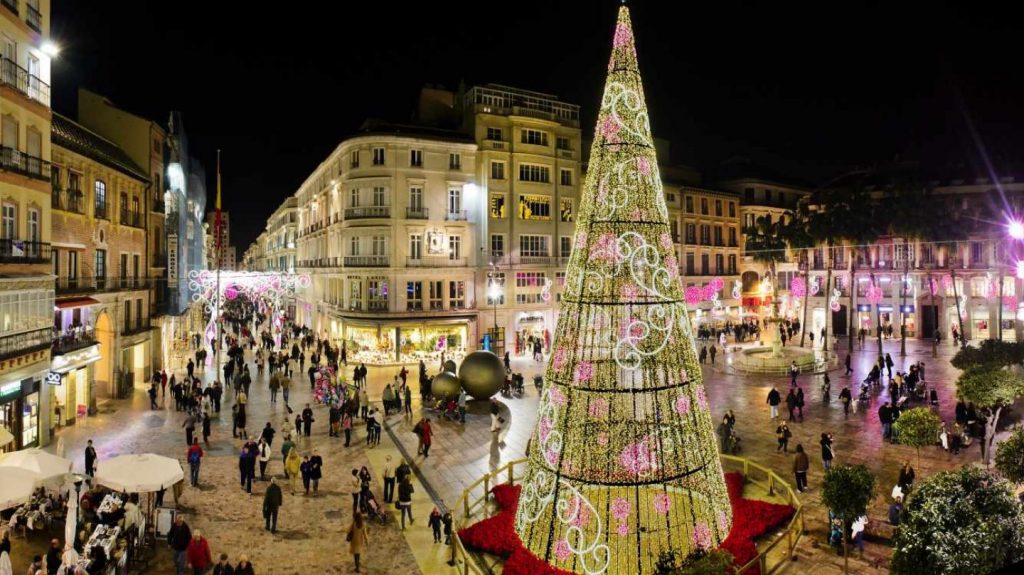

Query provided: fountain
[734,308,817,375]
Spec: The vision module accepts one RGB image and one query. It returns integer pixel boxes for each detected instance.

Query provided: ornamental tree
[951,339,1024,371]
[891,467,1024,575]
[821,464,875,574]
[512,6,732,574]
[893,407,942,468]
[995,426,1024,486]
[955,367,1024,465]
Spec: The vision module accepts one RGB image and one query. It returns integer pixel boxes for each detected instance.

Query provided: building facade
[50,113,152,411]
[263,197,296,273]
[1,0,54,450]
[292,122,479,363]
[205,210,236,270]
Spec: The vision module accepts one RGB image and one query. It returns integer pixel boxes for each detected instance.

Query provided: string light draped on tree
[513,6,732,574]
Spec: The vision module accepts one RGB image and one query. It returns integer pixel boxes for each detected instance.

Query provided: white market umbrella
[64,500,78,549]
[0,551,11,575]
[0,467,39,511]
[0,448,72,484]
[94,454,184,493]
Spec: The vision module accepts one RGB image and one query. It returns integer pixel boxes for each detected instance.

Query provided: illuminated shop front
[856,304,873,331]
[0,377,42,452]
[513,311,551,356]
[49,343,101,427]
[898,304,916,338]
[343,319,472,365]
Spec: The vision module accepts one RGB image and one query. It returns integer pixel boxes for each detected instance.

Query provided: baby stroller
[361,488,388,525]
[725,430,742,454]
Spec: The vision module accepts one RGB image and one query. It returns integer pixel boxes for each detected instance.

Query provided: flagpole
[215,150,223,384]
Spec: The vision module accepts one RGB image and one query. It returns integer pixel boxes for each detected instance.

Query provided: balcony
[368,300,388,312]
[406,256,467,268]
[483,139,507,151]
[728,241,739,248]
[26,4,42,32]
[0,56,50,107]
[0,145,50,180]
[51,187,86,214]
[95,203,108,219]
[1,0,17,15]
[406,207,428,219]
[152,197,165,213]
[120,211,144,228]
[56,276,151,294]
[0,327,51,362]
[345,206,390,219]
[0,240,50,263]
[407,302,424,312]
[446,210,468,221]
[518,255,554,266]
[968,259,989,269]
[52,332,98,356]
[558,149,574,160]
[344,255,389,267]
[121,320,152,337]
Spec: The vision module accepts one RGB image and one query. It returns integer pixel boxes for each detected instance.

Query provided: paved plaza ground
[4,334,1006,574]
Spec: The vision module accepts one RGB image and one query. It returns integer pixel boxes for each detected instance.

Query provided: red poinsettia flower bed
[458,472,794,575]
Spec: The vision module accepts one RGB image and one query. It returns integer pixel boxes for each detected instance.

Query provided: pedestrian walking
[404,385,413,417]
[709,344,717,365]
[260,422,276,447]
[285,448,301,495]
[820,433,834,470]
[187,439,204,487]
[347,513,368,573]
[263,477,283,533]
[149,384,159,409]
[442,508,453,544]
[349,469,361,514]
[839,387,852,417]
[300,455,312,495]
[281,376,290,405]
[212,554,234,575]
[342,411,353,446]
[302,404,314,437]
[775,421,791,453]
[844,353,852,376]
[186,529,212,574]
[795,386,804,420]
[793,444,809,492]
[308,449,323,495]
[269,374,280,404]
[418,418,433,457]
[167,515,192,575]
[879,401,893,440]
[398,476,415,529]
[257,438,270,480]
[786,388,797,421]
[202,413,211,445]
[84,439,97,477]
[428,507,443,543]
[383,455,395,503]
[234,555,254,575]
[766,386,781,419]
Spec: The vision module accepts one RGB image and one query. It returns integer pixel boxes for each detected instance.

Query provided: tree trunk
[984,406,1002,467]
[824,266,833,354]
[872,273,884,358]
[927,271,938,358]
[999,267,1005,342]
[951,267,967,349]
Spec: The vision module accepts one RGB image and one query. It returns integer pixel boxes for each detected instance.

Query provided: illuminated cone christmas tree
[513,6,732,574]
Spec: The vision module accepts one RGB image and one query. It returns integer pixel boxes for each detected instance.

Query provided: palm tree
[783,204,816,346]
[743,214,789,318]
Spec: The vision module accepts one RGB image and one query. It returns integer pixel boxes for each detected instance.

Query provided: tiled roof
[52,113,150,182]
[354,119,475,144]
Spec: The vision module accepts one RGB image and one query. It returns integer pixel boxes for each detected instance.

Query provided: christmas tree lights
[512,6,732,574]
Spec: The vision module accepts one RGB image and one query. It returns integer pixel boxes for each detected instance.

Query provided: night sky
[50,0,1023,249]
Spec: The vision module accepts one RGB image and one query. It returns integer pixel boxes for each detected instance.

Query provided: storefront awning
[56,297,100,309]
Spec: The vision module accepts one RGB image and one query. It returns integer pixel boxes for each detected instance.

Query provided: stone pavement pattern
[7,334,1003,574]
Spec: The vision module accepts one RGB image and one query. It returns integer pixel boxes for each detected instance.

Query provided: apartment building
[265,197,296,273]
[1,0,54,450]
[50,113,152,409]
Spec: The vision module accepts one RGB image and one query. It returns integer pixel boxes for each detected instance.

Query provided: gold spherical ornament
[458,350,505,400]
[431,371,461,399]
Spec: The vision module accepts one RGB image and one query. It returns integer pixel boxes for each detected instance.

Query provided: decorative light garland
[513,7,732,574]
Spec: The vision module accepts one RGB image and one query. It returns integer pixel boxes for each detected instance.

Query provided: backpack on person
[188,450,200,466]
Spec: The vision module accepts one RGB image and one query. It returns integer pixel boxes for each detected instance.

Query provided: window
[519,164,550,183]
[409,186,423,211]
[120,253,128,280]
[27,208,38,242]
[123,300,131,333]
[67,251,78,281]
[701,254,709,275]
[119,192,129,223]
[486,273,506,305]
[449,153,461,170]
[714,226,723,245]
[685,224,696,244]
[349,237,360,256]
[448,235,461,260]
[729,227,737,246]
[519,235,549,257]
[556,137,571,150]
[449,281,466,308]
[428,281,443,310]
[349,279,364,310]
[372,147,385,165]
[715,200,722,217]
[715,254,724,274]
[560,198,573,222]
[516,272,547,304]
[1,203,15,239]
[368,279,388,309]
[971,241,984,264]
[350,150,360,168]
[560,236,572,258]
[764,190,772,203]
[744,213,755,229]
[133,254,140,282]
[371,236,386,256]
[560,169,572,186]
[670,220,679,240]
[132,196,140,218]
[448,187,462,215]
[95,249,106,281]
[700,198,709,215]
[95,180,107,218]
[486,127,503,141]
[409,234,423,261]
[700,225,710,245]
[490,161,505,180]
[490,234,505,258]
[521,129,549,146]
[372,186,386,206]
[685,196,694,213]
[489,194,506,219]
[519,194,551,220]
[349,188,360,207]
[728,202,736,218]
[409,149,423,167]
[666,192,676,203]
[406,281,423,311]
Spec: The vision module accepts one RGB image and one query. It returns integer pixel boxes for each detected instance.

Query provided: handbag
[345,530,352,542]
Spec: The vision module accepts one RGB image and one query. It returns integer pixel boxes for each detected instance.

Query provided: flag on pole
[215,150,222,266]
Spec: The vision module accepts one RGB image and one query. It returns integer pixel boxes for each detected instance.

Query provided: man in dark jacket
[84,439,97,477]
[167,515,192,575]
[766,386,781,419]
[302,404,314,437]
[879,402,893,440]
[263,477,283,533]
